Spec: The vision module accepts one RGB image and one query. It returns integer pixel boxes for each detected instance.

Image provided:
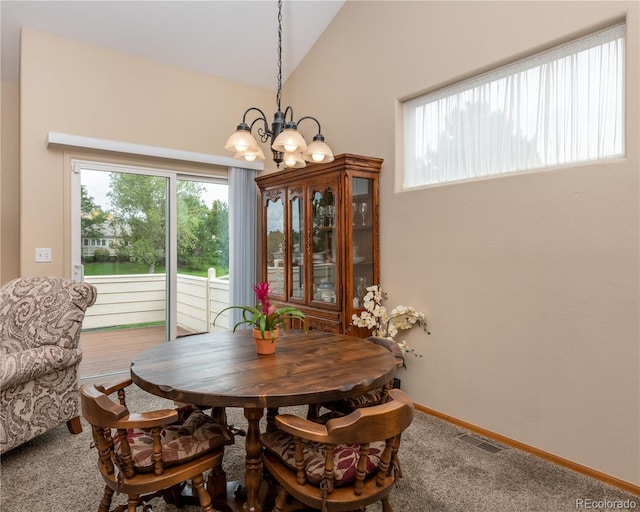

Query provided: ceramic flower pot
[253,327,278,355]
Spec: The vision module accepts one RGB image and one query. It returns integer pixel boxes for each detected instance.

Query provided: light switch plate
[35,248,52,262]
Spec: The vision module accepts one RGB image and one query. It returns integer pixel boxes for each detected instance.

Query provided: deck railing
[83,269,230,332]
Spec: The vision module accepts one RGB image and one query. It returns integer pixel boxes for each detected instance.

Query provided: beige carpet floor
[0,384,637,511]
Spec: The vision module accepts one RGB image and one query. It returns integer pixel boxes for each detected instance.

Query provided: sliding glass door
[175,178,229,334]
[72,160,228,379]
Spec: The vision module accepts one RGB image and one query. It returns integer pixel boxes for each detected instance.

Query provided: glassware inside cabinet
[352,178,374,307]
[290,196,304,299]
[311,188,337,304]
[265,195,285,297]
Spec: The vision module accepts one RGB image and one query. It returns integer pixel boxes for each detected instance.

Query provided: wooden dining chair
[261,388,415,512]
[80,378,233,512]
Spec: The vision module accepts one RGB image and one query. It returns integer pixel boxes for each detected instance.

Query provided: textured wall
[284,0,639,487]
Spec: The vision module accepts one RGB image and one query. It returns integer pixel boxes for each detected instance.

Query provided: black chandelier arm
[242,107,267,126]
[241,107,268,126]
[282,106,296,123]
[255,122,272,144]
[296,115,324,136]
[248,115,273,143]
[240,107,273,142]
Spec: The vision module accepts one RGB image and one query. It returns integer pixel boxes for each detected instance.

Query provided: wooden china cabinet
[255,154,382,335]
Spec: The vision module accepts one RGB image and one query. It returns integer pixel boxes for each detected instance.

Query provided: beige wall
[284,1,640,487]
[9,0,639,489]
[1,80,20,284]
[17,27,272,278]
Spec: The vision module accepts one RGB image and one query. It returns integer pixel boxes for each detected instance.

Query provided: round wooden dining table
[130,329,397,512]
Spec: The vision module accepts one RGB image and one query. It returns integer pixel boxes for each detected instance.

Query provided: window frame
[400,22,626,191]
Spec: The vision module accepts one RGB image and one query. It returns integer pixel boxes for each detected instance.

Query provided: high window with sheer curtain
[403,22,626,189]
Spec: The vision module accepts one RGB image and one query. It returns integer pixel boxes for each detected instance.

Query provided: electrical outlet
[35,248,52,262]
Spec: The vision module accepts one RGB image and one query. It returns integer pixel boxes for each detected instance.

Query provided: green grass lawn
[83,262,228,278]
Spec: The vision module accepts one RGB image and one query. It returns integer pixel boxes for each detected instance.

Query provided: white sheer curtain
[228,166,258,328]
[404,22,625,188]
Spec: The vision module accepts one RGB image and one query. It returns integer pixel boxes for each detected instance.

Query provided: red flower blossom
[253,282,273,313]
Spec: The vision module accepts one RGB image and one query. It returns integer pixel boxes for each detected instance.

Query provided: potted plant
[213,282,305,354]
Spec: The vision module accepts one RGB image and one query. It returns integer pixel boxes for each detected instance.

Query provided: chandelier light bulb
[282,151,306,169]
[272,127,308,154]
[234,146,265,162]
[225,125,260,155]
[302,138,334,164]
[285,155,297,167]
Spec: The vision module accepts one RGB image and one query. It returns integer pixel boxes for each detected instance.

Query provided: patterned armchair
[0,276,97,454]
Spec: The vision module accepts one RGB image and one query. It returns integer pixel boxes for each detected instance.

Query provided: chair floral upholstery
[112,404,234,471]
[0,276,97,454]
[262,429,387,486]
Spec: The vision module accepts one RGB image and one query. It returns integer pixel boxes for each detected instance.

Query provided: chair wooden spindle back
[263,388,415,512]
[115,428,136,478]
[80,378,223,512]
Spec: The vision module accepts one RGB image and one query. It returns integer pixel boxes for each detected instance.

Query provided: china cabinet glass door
[289,192,304,301]
[311,185,338,306]
[351,178,374,307]
[265,193,285,298]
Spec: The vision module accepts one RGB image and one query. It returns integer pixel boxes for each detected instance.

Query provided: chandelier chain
[276,0,283,112]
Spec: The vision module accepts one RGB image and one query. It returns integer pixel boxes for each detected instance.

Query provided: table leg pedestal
[243,407,265,512]
[198,406,274,512]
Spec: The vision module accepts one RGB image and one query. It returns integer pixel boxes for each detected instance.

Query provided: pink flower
[252,282,271,302]
[252,282,273,313]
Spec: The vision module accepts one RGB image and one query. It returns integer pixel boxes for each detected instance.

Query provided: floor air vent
[457,433,503,453]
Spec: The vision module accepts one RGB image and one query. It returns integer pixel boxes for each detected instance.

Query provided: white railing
[83,270,230,333]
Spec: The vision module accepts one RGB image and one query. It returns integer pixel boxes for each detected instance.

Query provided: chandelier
[225,0,334,169]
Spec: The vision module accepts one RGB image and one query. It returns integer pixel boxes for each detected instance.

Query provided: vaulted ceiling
[0,1,345,89]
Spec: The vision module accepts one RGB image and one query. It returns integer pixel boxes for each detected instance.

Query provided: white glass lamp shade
[225,129,260,154]
[282,151,307,169]
[272,128,308,153]
[302,139,335,163]
[234,146,265,162]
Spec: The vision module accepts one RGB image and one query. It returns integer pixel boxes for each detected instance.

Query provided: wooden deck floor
[79,326,191,382]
